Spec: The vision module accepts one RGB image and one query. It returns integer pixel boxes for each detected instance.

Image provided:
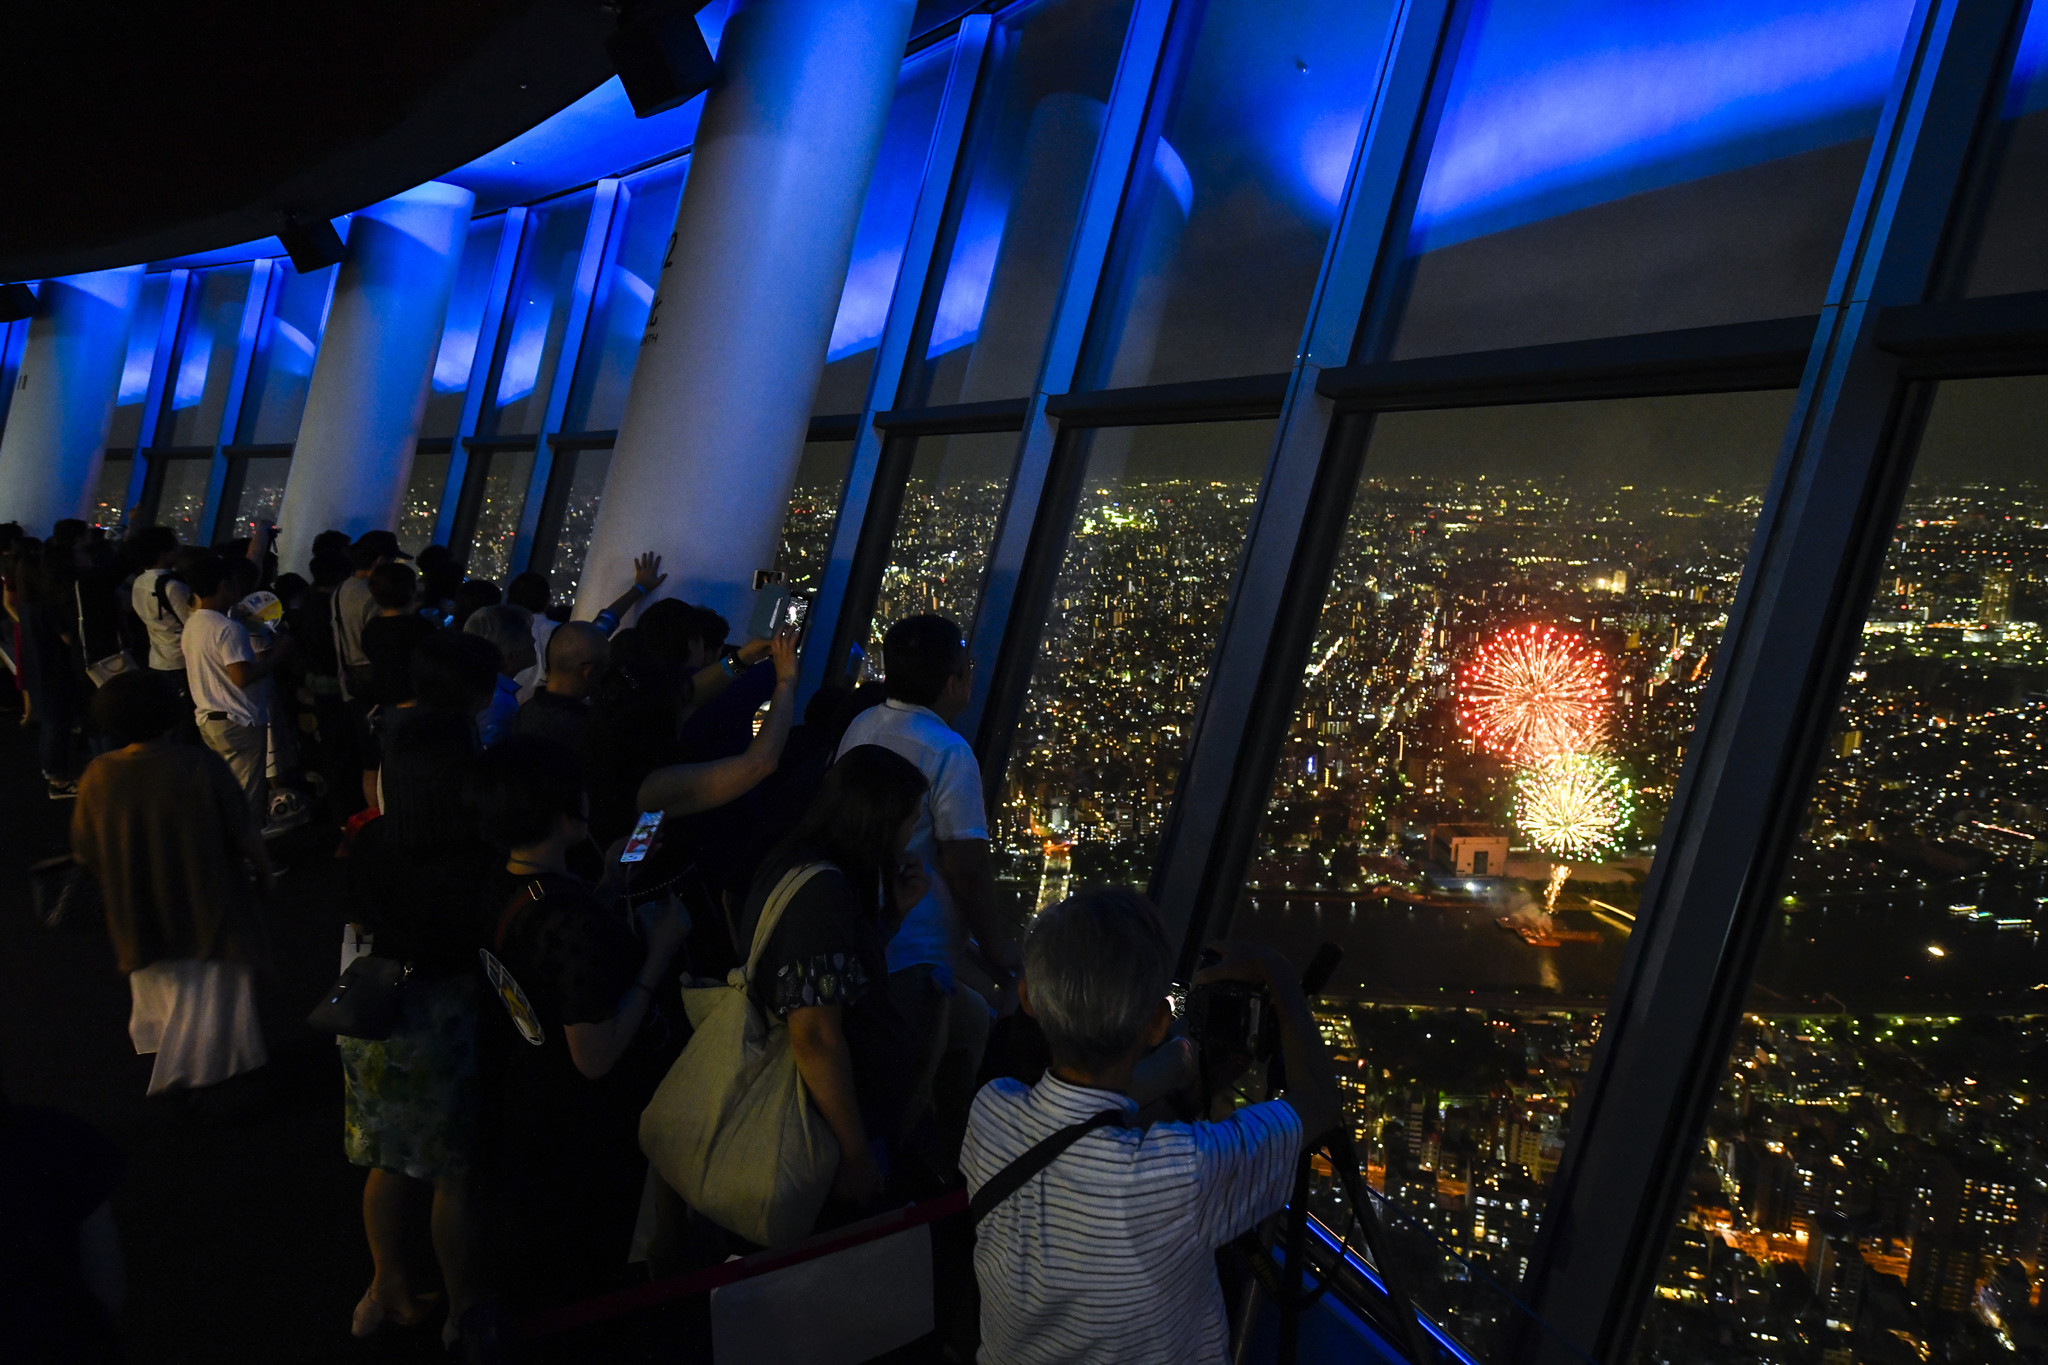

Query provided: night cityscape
[856,448,2048,1363]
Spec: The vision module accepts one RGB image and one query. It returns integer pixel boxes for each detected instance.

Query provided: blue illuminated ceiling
[130,0,2044,283]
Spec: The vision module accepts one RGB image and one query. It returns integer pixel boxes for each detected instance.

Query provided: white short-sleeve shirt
[836,699,989,980]
[133,568,194,671]
[963,1073,1304,1364]
[183,608,263,727]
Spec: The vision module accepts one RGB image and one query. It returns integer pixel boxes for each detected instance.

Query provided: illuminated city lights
[1514,751,1634,857]
[1458,624,1611,763]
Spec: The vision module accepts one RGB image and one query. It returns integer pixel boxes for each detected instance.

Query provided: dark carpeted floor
[0,704,459,1363]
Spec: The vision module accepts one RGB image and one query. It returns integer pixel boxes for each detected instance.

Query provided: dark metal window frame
[525,429,618,577]
[446,433,540,562]
[209,442,294,545]
[794,1,2048,1362]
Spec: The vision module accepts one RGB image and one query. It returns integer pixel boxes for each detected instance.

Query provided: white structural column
[276,182,473,574]
[0,268,142,534]
[576,0,917,624]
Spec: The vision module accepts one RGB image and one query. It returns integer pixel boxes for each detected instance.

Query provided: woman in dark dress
[339,704,494,1341]
[738,743,930,1218]
[470,735,690,1305]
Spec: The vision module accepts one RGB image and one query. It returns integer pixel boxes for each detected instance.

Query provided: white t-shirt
[133,568,194,671]
[836,699,989,980]
[517,615,558,703]
[183,608,263,727]
[963,1074,1303,1365]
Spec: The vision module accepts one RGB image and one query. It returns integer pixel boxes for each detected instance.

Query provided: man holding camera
[961,888,1341,1364]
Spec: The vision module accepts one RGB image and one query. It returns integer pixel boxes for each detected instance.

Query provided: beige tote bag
[640,863,841,1247]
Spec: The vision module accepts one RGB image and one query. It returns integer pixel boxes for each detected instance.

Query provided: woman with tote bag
[643,744,931,1246]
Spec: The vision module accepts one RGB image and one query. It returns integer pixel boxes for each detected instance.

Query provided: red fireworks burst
[1458,624,1608,763]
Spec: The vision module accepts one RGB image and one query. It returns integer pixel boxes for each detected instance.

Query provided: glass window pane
[1955,6,2048,296]
[908,0,1137,408]
[89,456,133,531]
[1635,375,2048,1365]
[1385,0,1918,361]
[154,458,214,546]
[468,449,536,583]
[228,455,292,529]
[1238,390,1793,1355]
[544,447,613,597]
[484,193,595,437]
[400,448,452,556]
[773,440,856,596]
[238,260,338,445]
[814,43,952,417]
[1000,419,1269,906]
[561,159,689,434]
[0,319,26,441]
[166,264,255,447]
[873,430,1019,664]
[106,274,171,450]
[421,217,511,441]
[1083,0,1396,388]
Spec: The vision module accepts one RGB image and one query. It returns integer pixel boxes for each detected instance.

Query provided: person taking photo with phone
[470,735,691,1308]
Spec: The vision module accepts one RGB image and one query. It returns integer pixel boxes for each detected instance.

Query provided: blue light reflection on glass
[420,217,511,441]
[106,274,172,449]
[825,41,951,365]
[2007,1,2048,116]
[487,190,595,434]
[563,157,689,432]
[1410,0,1918,251]
[1954,0,2048,296]
[1080,0,1396,389]
[912,0,1136,406]
[167,263,255,446]
[240,259,340,444]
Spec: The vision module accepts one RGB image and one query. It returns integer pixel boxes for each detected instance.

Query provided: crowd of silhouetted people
[2,513,1339,1365]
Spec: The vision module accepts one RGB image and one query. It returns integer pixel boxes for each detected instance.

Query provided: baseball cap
[349,530,411,567]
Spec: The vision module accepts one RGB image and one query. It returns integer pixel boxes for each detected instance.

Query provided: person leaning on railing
[961,889,1341,1365]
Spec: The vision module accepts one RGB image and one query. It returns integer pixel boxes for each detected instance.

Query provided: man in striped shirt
[962,890,1342,1364]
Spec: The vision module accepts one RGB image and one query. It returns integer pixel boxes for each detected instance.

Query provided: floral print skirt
[341,973,478,1181]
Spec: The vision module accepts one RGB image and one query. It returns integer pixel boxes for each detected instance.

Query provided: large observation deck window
[153,454,215,547]
[1238,389,1793,1352]
[420,217,510,442]
[998,418,1271,905]
[874,430,1018,667]
[773,439,857,598]
[236,259,338,445]
[467,444,537,582]
[400,443,451,557]
[812,42,952,417]
[907,0,1136,408]
[1080,0,1396,388]
[0,320,24,449]
[1635,375,2048,1364]
[165,264,255,447]
[222,453,291,531]
[537,442,613,596]
[1954,4,2048,297]
[106,273,172,451]
[562,159,689,434]
[1383,0,1919,360]
[482,191,595,437]
[90,453,133,532]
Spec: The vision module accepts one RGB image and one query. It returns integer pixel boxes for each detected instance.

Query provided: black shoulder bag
[969,1109,1130,1226]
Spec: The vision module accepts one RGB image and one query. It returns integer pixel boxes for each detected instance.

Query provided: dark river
[1226,891,2048,1015]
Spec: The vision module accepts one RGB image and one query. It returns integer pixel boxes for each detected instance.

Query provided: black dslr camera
[1179,942,1343,1108]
